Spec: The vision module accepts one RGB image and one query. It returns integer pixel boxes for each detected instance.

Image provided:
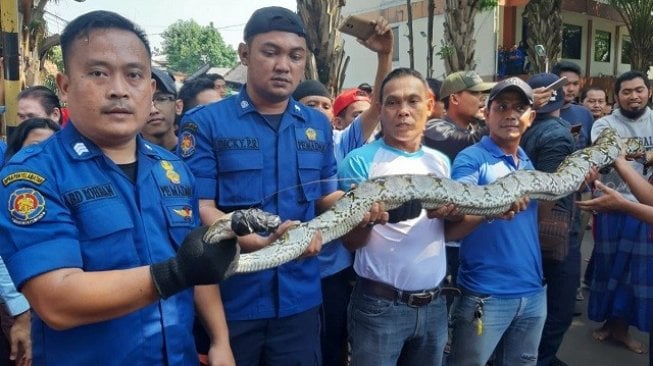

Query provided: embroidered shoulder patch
[8,188,46,225]
[2,172,45,186]
[179,131,196,158]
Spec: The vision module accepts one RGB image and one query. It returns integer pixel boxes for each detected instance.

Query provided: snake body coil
[206,128,638,274]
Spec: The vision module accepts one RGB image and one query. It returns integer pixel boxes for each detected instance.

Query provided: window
[621,36,631,64]
[562,24,582,60]
[594,30,611,62]
[392,27,399,62]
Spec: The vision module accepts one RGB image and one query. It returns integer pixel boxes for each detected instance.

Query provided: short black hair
[552,60,582,77]
[6,118,60,159]
[426,78,443,101]
[179,77,217,114]
[615,70,650,96]
[205,73,225,82]
[580,86,607,102]
[17,86,61,118]
[60,11,150,71]
[379,68,428,102]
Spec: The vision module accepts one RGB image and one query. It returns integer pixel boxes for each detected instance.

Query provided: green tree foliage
[162,20,238,73]
[608,0,653,72]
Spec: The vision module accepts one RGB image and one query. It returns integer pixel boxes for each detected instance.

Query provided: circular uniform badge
[8,188,46,225]
[179,131,196,158]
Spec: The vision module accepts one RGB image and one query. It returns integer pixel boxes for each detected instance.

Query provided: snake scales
[205,127,641,274]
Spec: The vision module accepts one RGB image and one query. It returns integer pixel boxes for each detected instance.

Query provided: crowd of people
[0,5,650,366]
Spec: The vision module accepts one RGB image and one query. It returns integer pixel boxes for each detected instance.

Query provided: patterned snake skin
[205,128,641,274]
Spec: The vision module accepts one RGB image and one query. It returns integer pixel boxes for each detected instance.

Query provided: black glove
[150,225,239,299]
[387,199,423,223]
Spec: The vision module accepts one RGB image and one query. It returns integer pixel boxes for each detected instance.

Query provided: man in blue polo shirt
[0,11,238,365]
[446,78,546,366]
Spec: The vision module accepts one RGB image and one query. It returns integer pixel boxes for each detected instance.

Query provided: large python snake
[204,128,642,274]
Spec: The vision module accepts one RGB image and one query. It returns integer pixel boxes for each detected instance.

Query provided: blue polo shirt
[178,86,338,320]
[452,136,543,297]
[0,123,198,365]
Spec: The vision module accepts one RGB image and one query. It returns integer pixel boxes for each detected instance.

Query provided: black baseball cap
[152,68,177,96]
[488,77,534,106]
[244,6,306,41]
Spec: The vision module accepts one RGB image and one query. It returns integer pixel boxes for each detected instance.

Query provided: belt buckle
[406,292,434,307]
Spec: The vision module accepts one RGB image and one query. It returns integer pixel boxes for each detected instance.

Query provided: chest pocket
[217,151,263,209]
[297,151,323,203]
[161,199,196,249]
[73,200,139,271]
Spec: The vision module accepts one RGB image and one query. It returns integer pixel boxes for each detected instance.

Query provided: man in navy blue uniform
[178,6,391,366]
[0,11,238,365]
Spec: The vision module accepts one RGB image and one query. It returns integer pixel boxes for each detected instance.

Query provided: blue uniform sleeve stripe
[7,239,83,289]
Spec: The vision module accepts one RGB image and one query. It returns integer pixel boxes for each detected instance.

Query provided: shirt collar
[61,122,161,161]
[480,135,530,163]
[236,84,308,122]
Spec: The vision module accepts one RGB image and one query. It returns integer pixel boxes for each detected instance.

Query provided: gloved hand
[387,199,422,223]
[150,225,239,299]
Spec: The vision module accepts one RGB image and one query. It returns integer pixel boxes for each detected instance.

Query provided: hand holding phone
[545,76,568,92]
[338,15,376,40]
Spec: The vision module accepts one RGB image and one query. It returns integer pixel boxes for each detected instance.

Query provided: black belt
[358,277,442,307]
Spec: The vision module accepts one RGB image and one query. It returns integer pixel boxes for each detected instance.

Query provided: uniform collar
[61,122,162,161]
[236,84,308,122]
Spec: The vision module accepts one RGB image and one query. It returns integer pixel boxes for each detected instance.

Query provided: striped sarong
[588,212,653,332]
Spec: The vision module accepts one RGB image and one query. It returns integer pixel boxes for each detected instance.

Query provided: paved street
[556,226,649,366]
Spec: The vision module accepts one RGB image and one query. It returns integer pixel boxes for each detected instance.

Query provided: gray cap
[440,71,496,99]
[488,77,534,106]
[152,68,177,96]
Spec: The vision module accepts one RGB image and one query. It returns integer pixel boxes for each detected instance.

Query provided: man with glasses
[142,68,178,151]
[581,86,611,121]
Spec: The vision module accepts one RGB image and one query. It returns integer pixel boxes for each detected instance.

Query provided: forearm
[618,199,653,225]
[360,51,392,140]
[199,199,226,226]
[194,285,230,347]
[316,191,345,213]
[22,267,159,330]
[445,215,484,241]
[614,158,653,206]
[342,226,373,250]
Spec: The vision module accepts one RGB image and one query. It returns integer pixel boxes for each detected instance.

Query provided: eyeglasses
[153,94,175,108]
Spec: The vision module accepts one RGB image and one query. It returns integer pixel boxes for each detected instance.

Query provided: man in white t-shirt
[339,68,457,366]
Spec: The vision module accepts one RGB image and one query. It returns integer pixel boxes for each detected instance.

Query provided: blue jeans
[448,287,547,366]
[348,281,448,366]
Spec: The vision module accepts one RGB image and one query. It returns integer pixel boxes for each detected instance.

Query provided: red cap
[333,88,371,117]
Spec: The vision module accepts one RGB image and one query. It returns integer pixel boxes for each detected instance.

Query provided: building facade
[340,0,630,90]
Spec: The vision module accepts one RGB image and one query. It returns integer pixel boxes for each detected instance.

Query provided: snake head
[231,209,282,236]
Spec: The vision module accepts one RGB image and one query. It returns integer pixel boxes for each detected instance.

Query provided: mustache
[100,103,135,114]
